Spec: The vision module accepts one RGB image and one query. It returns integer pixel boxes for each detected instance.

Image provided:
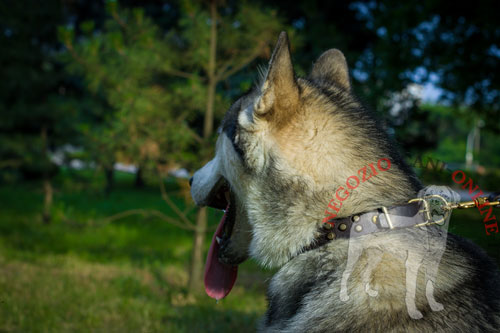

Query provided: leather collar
[297,201,428,256]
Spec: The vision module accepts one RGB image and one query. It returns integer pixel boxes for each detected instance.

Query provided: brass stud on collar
[323,223,333,230]
[355,225,363,232]
[372,215,378,224]
[339,223,347,231]
[352,215,360,222]
[327,232,336,240]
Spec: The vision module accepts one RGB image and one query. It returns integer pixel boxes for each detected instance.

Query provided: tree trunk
[187,206,207,292]
[42,178,53,224]
[188,0,218,294]
[104,164,115,195]
[203,0,217,138]
[41,125,52,224]
[134,166,145,188]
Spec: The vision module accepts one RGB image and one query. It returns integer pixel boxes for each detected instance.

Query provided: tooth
[216,236,222,244]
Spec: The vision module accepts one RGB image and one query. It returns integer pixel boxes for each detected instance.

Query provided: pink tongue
[204,203,238,300]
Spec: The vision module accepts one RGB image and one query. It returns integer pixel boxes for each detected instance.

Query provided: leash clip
[446,197,500,210]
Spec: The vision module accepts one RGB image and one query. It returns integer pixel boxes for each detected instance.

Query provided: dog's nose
[189,177,193,187]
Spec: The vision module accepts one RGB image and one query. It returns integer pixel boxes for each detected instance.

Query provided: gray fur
[190,31,500,332]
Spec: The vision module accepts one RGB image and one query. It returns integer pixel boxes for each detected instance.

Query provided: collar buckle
[380,206,395,229]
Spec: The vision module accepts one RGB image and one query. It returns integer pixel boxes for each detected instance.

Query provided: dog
[190,31,500,332]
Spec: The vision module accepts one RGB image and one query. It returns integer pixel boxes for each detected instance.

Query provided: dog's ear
[310,49,351,91]
[254,31,299,118]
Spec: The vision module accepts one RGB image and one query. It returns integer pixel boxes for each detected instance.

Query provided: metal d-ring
[409,195,451,227]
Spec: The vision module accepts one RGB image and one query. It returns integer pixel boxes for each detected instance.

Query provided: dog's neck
[247,160,421,268]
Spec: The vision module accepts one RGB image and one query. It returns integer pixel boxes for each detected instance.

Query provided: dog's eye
[231,127,245,160]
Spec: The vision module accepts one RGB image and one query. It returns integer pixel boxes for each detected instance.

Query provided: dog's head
[191,32,420,286]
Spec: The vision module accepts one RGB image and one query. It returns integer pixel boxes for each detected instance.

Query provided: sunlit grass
[0,172,269,332]
[0,254,267,332]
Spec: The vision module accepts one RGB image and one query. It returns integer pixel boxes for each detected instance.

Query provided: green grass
[0,170,498,332]
[0,171,270,332]
[0,255,267,332]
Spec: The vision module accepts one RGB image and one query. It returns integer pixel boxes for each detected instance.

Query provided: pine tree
[61,0,292,292]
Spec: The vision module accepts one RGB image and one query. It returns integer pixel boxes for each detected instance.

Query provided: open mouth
[203,177,239,300]
[206,177,236,241]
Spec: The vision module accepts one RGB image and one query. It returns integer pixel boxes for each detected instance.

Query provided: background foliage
[0,0,499,331]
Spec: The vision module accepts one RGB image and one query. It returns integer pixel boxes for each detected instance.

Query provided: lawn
[0,170,270,332]
[0,170,498,332]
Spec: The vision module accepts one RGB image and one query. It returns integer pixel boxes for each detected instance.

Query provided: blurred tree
[359,0,500,154]
[169,0,294,291]
[60,6,198,192]
[60,0,290,292]
[0,0,81,222]
[263,0,500,155]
